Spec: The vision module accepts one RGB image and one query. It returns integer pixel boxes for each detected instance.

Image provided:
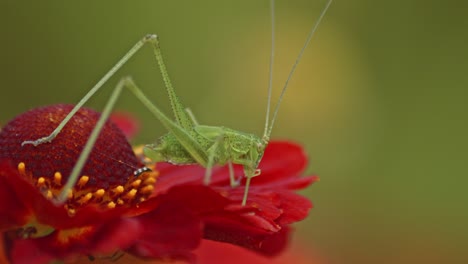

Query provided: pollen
[144,177,156,185]
[78,176,89,187]
[45,190,53,199]
[113,185,124,194]
[94,189,105,198]
[78,193,93,204]
[131,179,142,188]
[37,177,46,187]
[107,202,116,209]
[140,185,154,194]
[18,162,26,174]
[124,189,138,200]
[54,172,62,185]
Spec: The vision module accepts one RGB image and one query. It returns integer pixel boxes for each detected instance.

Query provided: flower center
[16,161,157,215]
[0,104,157,215]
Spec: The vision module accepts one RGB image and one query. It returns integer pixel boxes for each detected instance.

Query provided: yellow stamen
[77,176,89,187]
[37,177,46,187]
[144,177,156,185]
[78,193,93,204]
[45,190,53,199]
[124,189,137,200]
[18,162,26,174]
[54,172,62,185]
[107,201,116,209]
[94,189,105,198]
[112,185,124,194]
[140,185,154,194]
[131,179,142,188]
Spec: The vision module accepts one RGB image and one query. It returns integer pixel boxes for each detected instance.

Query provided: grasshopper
[22,0,332,205]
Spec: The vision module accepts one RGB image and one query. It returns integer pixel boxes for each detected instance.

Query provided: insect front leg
[56,77,127,204]
[22,35,158,147]
[229,156,262,206]
[242,167,261,206]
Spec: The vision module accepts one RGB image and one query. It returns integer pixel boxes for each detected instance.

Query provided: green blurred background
[1,1,467,263]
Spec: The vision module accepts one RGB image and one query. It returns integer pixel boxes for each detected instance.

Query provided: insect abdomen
[144,133,197,164]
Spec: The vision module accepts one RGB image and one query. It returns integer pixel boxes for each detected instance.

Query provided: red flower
[187,239,326,264]
[87,239,326,264]
[0,104,317,263]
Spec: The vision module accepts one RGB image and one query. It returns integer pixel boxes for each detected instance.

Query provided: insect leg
[202,137,242,188]
[22,35,157,147]
[227,160,240,187]
[242,169,261,206]
[56,77,126,204]
[57,75,208,204]
[203,134,225,185]
[223,135,241,187]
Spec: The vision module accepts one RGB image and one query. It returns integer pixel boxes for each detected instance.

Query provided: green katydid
[22,0,333,206]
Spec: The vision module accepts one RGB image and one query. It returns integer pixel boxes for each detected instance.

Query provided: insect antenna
[264,0,333,140]
[94,150,150,176]
[263,0,276,143]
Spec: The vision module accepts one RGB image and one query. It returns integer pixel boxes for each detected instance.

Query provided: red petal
[127,203,202,262]
[217,187,313,225]
[6,218,141,264]
[0,160,134,231]
[151,141,315,256]
[0,161,31,230]
[192,239,323,264]
[127,185,233,262]
[204,218,291,256]
[5,238,55,264]
[250,141,309,185]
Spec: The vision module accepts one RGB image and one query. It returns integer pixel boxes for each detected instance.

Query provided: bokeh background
[1,1,467,263]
